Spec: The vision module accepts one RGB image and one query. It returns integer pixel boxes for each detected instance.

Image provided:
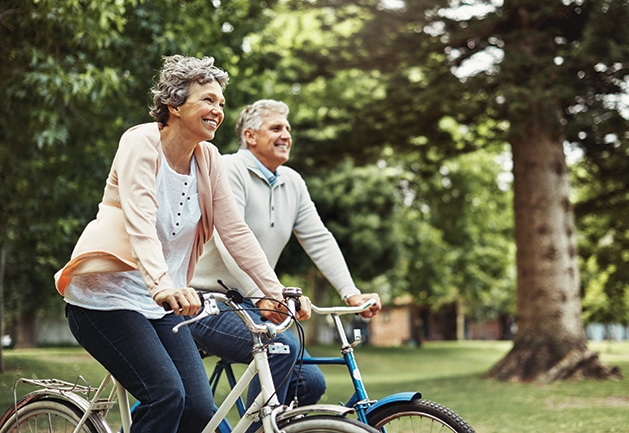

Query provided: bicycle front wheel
[366,399,476,433]
[279,415,380,433]
[0,398,107,433]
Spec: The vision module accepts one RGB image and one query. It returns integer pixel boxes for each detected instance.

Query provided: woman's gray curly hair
[236,99,289,149]
[149,55,230,124]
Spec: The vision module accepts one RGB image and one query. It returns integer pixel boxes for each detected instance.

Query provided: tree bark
[455,296,465,341]
[487,111,621,381]
[14,312,38,349]
[0,243,6,372]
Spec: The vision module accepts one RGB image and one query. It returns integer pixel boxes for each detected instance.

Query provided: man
[189,99,381,409]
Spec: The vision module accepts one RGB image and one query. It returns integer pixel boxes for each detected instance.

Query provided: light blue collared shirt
[246,149,279,186]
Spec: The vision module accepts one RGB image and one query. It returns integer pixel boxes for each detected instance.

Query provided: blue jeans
[66,304,215,433]
[189,299,326,408]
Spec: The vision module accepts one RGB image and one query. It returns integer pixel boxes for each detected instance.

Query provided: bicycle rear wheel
[0,398,108,433]
[366,399,476,433]
[279,415,380,433]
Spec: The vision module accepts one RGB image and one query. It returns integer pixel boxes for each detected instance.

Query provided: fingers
[296,296,311,321]
[156,288,201,316]
[260,307,285,324]
[257,296,311,322]
[347,293,382,318]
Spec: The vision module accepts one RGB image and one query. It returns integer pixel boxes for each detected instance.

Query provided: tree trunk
[0,242,6,372]
[14,312,38,349]
[487,112,621,381]
[455,296,465,341]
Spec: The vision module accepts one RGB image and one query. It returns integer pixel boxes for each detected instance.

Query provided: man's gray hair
[236,99,289,149]
[149,55,230,125]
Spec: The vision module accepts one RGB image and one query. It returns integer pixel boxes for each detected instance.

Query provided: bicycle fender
[277,403,354,421]
[365,392,422,414]
[1,389,114,433]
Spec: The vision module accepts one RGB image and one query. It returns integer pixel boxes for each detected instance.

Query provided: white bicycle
[0,288,379,433]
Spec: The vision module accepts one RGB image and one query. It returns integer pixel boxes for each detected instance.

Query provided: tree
[0,0,280,346]
[277,0,627,380]
[573,151,629,334]
[253,3,516,340]
[1,0,138,347]
[392,147,515,340]
[276,160,402,343]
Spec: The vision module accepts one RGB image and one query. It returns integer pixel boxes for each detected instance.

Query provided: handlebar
[171,288,302,337]
[311,298,376,316]
[170,289,375,337]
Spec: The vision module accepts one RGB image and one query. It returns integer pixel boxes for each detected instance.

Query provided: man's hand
[346,293,382,318]
[258,296,312,324]
[154,287,201,316]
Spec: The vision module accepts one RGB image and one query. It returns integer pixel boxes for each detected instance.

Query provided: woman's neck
[160,125,196,175]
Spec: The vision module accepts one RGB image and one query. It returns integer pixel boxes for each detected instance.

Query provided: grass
[0,341,627,433]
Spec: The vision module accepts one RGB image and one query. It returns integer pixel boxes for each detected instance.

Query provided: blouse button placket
[173,180,191,237]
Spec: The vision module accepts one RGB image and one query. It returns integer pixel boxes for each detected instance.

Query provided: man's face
[246,112,292,172]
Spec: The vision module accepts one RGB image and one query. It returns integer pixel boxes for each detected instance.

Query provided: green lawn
[0,341,627,433]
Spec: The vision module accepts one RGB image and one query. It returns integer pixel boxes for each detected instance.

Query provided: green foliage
[276,0,629,327]
[575,154,629,326]
[390,148,515,318]
[0,0,281,322]
[1,0,138,317]
[276,160,402,281]
[4,0,628,338]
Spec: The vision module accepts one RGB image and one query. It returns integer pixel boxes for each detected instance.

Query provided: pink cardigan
[54,123,284,301]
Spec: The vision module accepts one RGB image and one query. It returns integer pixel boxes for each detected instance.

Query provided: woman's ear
[168,105,180,118]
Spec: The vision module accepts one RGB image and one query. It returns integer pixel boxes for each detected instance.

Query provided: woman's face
[173,81,225,142]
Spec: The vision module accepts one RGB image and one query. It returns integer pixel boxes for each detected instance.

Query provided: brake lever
[171,294,220,333]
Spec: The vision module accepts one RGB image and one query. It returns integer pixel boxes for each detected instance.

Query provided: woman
[54,55,310,433]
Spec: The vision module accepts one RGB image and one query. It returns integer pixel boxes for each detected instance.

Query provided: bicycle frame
[209,303,422,426]
[1,291,358,433]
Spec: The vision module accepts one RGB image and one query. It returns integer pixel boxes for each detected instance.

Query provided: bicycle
[205,300,476,433]
[0,288,380,433]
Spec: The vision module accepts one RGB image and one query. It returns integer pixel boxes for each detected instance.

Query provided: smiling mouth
[203,118,218,128]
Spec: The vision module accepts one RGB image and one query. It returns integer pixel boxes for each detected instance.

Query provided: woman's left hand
[155,287,202,316]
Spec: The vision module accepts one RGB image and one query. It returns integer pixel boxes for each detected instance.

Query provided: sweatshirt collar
[245,149,280,186]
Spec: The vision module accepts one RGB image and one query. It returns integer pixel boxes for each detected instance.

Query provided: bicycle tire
[366,398,476,433]
[0,398,108,433]
[278,415,380,433]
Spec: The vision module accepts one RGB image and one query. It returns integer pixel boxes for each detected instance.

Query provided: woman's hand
[154,287,202,316]
[257,295,312,324]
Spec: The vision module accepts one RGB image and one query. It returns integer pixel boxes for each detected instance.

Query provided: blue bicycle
[206,300,476,433]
